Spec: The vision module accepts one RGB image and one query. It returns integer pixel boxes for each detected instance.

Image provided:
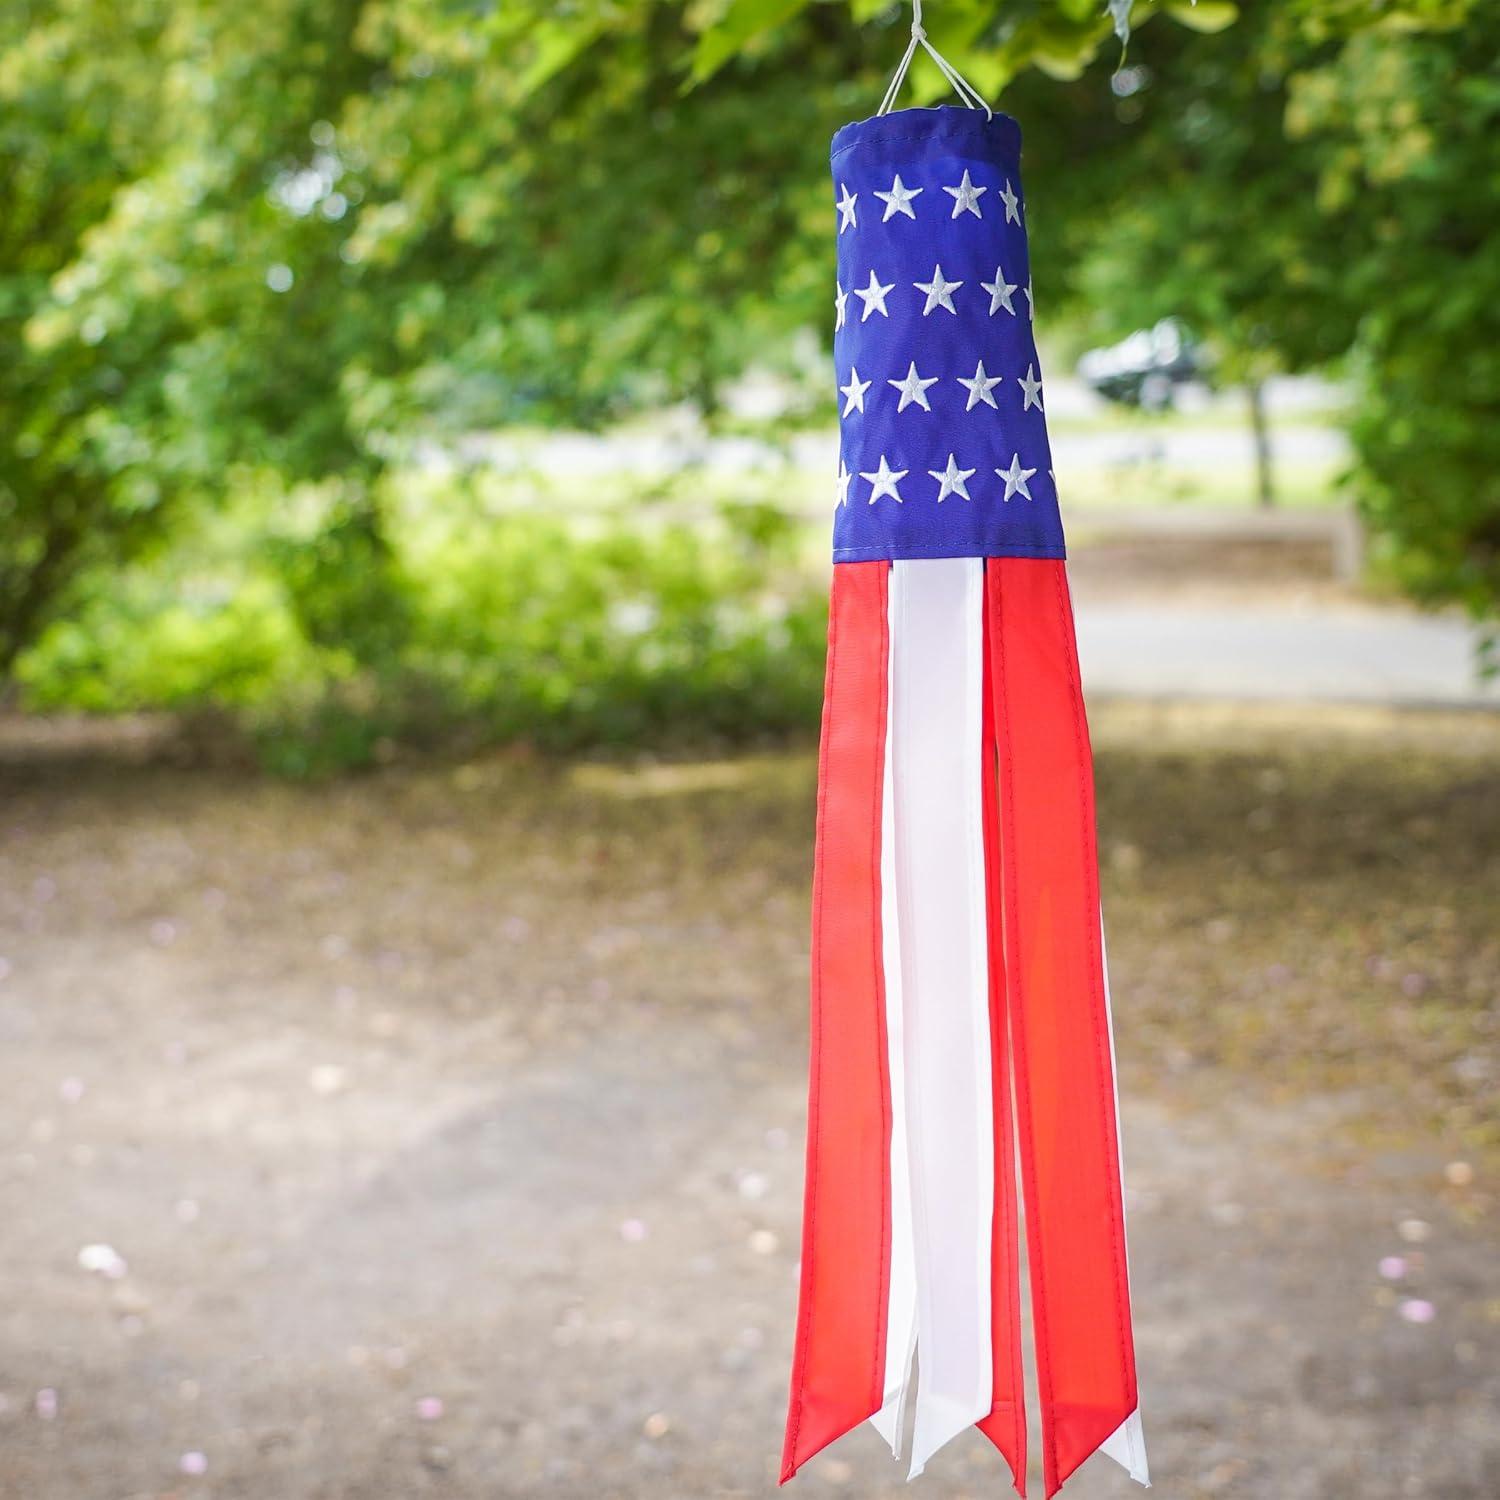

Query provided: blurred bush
[15,473,827,774]
[1061,5,1500,632]
[1323,36,1500,632]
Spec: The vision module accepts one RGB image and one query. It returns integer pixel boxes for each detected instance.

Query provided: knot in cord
[878,0,992,120]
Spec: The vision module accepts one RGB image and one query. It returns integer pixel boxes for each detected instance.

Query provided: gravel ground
[0,706,1497,1500]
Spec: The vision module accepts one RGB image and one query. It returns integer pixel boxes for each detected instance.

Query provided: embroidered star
[834,282,848,331]
[928,453,976,503]
[996,453,1037,501]
[874,173,923,221]
[1023,278,1034,316]
[853,269,893,321]
[943,168,986,219]
[913,263,963,316]
[888,360,940,413]
[957,359,1002,411]
[839,367,872,416]
[836,460,852,507]
[981,265,1018,316]
[861,455,908,504]
[1018,362,1044,412]
[836,183,858,233]
[999,178,1021,223]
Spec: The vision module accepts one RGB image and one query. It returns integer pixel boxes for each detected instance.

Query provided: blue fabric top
[829,107,1063,563]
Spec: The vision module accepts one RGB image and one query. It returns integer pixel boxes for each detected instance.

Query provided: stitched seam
[833,543,1066,563]
[870,564,894,1417]
[830,123,1020,168]
[1051,564,1134,1406]
[984,563,1026,1472]
[961,559,995,1419]
[1004,987,1025,1478]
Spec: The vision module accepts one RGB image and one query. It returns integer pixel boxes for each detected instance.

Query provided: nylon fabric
[888,557,995,1477]
[977,571,1027,1495]
[871,574,919,1458]
[985,558,1139,1497]
[781,561,893,1482]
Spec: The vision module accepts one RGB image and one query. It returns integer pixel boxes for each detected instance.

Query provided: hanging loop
[878,0,993,120]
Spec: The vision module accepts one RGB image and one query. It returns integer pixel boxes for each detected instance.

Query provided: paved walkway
[1075,600,1498,709]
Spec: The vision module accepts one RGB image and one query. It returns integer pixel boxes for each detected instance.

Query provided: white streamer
[888,558,994,1477]
[871,582,918,1459]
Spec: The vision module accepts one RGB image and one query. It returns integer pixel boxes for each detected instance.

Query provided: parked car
[1076,318,1206,411]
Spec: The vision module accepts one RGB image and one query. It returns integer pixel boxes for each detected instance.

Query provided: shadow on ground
[0,705,1496,1499]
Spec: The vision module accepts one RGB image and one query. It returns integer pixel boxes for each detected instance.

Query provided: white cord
[877,0,993,120]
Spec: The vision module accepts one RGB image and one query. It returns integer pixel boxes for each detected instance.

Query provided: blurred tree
[2,0,390,670]
[1065,4,1497,608]
[0,0,1238,669]
[1297,16,1500,623]
[1,0,171,669]
[3,0,1495,680]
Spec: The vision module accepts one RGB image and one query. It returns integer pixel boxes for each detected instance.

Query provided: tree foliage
[2,0,1496,689]
[1305,17,1500,618]
[1059,3,1498,614]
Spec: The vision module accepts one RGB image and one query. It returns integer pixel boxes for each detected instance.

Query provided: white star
[996,453,1037,501]
[999,179,1020,223]
[836,183,858,233]
[836,460,852,507]
[874,173,923,221]
[928,453,977,503]
[1023,278,1034,316]
[913,262,963,316]
[834,282,848,331]
[943,168,986,219]
[957,359,1002,411]
[1018,362,1044,412]
[861,455,908,504]
[981,265,1018,316]
[887,360,940,413]
[839,367,872,416]
[853,269,893,321]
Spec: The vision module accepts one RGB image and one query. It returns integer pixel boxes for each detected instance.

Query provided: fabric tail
[1097,920,1150,1486]
[781,560,893,1481]
[888,558,995,1478]
[977,577,1028,1497]
[985,558,1144,1498]
[871,572,918,1457]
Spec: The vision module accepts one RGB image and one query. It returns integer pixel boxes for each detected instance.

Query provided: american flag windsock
[782,102,1149,1497]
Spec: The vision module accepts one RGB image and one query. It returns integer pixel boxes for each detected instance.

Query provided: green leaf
[515,17,607,99]
[1033,46,1091,80]
[1165,1,1240,34]
[690,0,809,83]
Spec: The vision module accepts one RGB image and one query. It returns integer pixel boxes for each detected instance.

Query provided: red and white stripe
[783,557,1146,1497]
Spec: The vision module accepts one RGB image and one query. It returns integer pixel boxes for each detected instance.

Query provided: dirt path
[1,712,1496,1499]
